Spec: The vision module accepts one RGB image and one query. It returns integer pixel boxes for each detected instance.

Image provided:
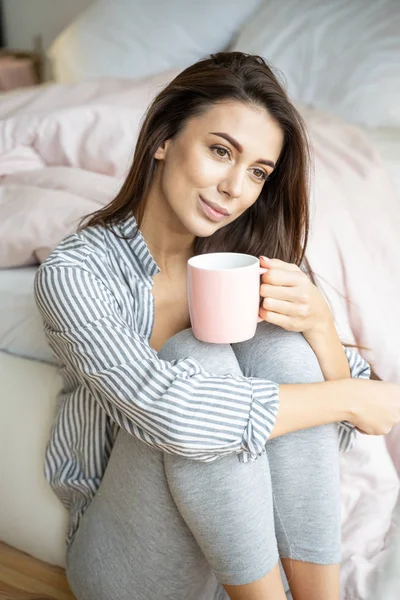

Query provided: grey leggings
[66,322,341,600]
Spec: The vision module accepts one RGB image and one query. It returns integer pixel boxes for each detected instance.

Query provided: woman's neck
[139,196,195,275]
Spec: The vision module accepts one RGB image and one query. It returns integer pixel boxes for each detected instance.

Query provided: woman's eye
[252,168,268,181]
[211,145,230,158]
[211,146,268,181]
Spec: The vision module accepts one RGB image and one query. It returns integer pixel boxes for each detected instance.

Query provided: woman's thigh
[66,428,227,600]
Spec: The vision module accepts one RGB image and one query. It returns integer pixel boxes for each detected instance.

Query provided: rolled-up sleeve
[343,346,371,380]
[34,263,280,463]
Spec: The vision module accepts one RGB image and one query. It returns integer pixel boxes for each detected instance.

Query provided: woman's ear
[154,139,170,160]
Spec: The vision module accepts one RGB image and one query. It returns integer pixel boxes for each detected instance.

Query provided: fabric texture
[33,215,370,548]
[231,0,400,128]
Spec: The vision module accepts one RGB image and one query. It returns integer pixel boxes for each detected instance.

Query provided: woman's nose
[218,168,245,199]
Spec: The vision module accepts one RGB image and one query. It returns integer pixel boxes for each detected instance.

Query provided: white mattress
[362,126,400,198]
[0,266,55,363]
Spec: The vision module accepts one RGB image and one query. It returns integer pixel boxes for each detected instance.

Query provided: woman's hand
[347,379,400,436]
[258,256,332,339]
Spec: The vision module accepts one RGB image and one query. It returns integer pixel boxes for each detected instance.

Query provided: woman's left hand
[258,256,333,340]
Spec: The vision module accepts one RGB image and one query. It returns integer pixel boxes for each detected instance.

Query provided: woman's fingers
[260,257,300,271]
[258,307,293,330]
[261,297,306,317]
[260,283,298,301]
[261,267,303,287]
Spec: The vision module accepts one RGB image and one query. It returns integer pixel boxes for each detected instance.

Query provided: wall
[2,0,94,79]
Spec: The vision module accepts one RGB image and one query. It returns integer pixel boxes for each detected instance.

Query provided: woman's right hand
[347,379,400,435]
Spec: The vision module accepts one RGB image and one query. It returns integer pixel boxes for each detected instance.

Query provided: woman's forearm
[269,379,352,439]
[304,320,351,381]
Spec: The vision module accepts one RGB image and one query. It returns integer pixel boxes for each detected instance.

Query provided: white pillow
[231,0,400,128]
[0,267,55,364]
[49,0,262,84]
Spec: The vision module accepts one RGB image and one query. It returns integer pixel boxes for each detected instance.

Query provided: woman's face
[153,100,284,238]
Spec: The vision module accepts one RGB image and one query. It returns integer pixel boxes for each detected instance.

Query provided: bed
[1,1,399,598]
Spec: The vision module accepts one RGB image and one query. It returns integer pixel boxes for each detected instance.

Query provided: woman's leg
[160,329,288,600]
[66,329,288,600]
[66,428,226,600]
[232,321,341,600]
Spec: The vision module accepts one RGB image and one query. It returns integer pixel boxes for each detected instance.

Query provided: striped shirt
[34,214,371,548]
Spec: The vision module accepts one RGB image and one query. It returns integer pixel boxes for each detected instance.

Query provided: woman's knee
[158,327,243,376]
[232,321,324,384]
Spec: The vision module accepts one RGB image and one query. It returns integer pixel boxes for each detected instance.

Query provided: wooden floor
[0,542,76,600]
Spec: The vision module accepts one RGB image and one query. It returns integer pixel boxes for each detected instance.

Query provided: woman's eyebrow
[209,131,275,168]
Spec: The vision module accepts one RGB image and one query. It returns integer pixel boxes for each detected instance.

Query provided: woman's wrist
[303,319,351,381]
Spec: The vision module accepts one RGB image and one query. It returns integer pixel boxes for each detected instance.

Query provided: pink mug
[187,252,264,344]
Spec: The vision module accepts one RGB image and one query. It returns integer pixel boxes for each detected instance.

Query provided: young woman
[34,52,400,600]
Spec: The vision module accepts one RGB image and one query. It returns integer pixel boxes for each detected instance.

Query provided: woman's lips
[199,196,229,222]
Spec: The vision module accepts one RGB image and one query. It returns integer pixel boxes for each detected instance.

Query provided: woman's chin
[187,217,222,238]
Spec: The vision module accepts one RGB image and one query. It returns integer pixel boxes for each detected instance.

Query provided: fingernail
[260,256,269,261]
[259,268,268,274]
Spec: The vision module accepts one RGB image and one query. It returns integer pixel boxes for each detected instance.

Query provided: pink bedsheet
[0,74,399,598]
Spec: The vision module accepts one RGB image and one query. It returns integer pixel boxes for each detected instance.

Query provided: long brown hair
[77,51,379,379]
[78,52,309,265]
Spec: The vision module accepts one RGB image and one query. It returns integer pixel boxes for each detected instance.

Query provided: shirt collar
[115,213,160,279]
